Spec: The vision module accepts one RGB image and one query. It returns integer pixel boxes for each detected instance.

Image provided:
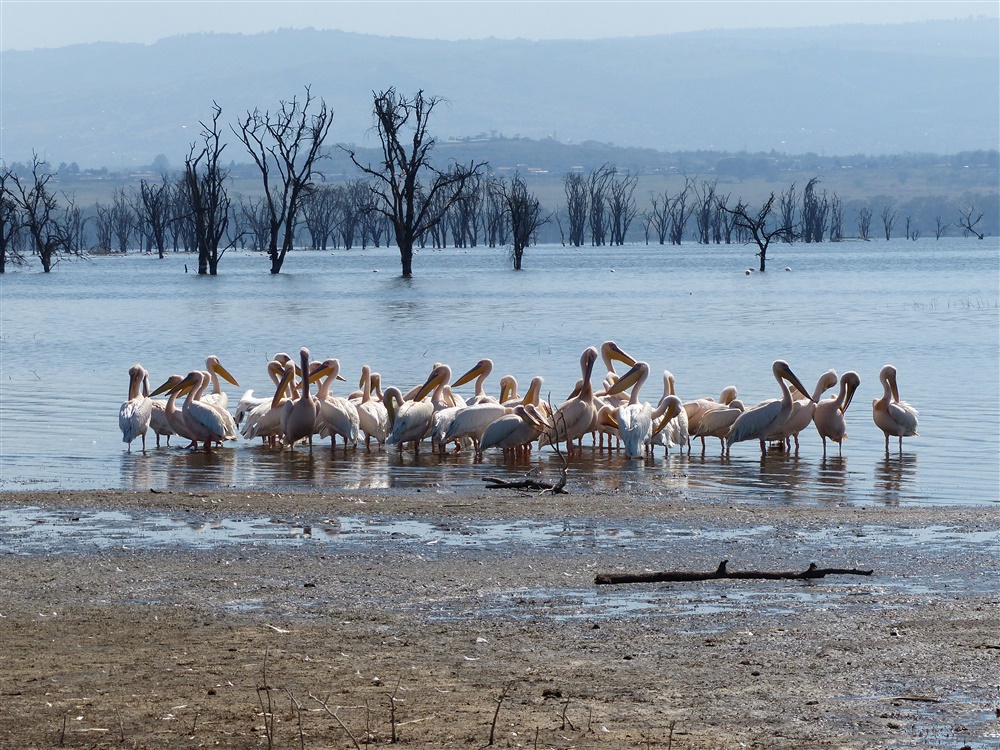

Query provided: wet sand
[1,487,998,748]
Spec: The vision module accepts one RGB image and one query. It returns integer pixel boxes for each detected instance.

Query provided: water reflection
[873,454,919,506]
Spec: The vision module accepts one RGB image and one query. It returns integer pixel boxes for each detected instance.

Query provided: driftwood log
[482,468,569,494]
[594,560,873,585]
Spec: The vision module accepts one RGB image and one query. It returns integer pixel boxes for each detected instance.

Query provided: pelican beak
[841,373,860,414]
[525,404,553,429]
[605,362,646,396]
[499,379,512,404]
[308,362,336,384]
[652,400,682,436]
[413,368,444,401]
[212,360,240,387]
[603,342,636,368]
[597,407,619,430]
[336,373,347,382]
[781,364,815,404]
[453,361,486,388]
[889,375,900,403]
[148,378,175,398]
[273,368,296,409]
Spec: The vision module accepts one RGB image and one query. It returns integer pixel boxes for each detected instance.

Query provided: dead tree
[607,169,638,245]
[0,168,26,273]
[777,182,798,242]
[587,164,614,246]
[234,86,333,274]
[880,205,897,240]
[499,172,549,270]
[184,103,233,275]
[301,183,339,250]
[563,171,588,247]
[718,193,792,272]
[344,88,486,277]
[694,179,717,244]
[108,186,135,253]
[11,153,73,272]
[667,178,694,245]
[644,191,671,245]
[802,177,828,243]
[933,215,948,240]
[857,207,873,240]
[958,205,985,239]
[136,175,173,258]
[829,192,845,241]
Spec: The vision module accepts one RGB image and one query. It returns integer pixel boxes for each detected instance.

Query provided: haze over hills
[1,18,997,170]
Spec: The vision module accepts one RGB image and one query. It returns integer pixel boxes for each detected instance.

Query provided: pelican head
[600,341,636,372]
[453,358,493,388]
[206,355,240,387]
[774,360,813,403]
[879,364,901,402]
[652,395,684,436]
[840,371,861,413]
[414,364,451,401]
[605,361,649,397]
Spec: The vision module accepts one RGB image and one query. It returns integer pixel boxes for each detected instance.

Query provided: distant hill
[1,19,997,169]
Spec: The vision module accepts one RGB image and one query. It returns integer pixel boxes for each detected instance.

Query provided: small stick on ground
[486,681,513,747]
[310,693,363,750]
[595,560,873,585]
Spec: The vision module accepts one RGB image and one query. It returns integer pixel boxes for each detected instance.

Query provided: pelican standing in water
[604,361,654,459]
[767,369,838,451]
[149,374,200,448]
[280,348,320,449]
[726,360,813,456]
[356,365,390,450]
[452,358,500,405]
[540,347,600,455]
[241,359,296,447]
[119,364,153,452]
[235,359,287,426]
[872,364,919,453]
[200,355,240,411]
[814,371,861,457]
[313,358,360,450]
[385,367,448,452]
[161,370,238,452]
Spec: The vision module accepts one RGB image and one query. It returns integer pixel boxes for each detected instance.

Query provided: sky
[1,0,997,51]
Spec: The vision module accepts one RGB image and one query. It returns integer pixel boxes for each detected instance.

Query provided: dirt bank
[1,488,998,749]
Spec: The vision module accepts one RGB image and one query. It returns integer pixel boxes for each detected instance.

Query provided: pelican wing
[727,399,782,445]
[119,398,152,444]
[887,400,919,436]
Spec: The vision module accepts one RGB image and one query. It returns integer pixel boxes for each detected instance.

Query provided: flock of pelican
[119,344,919,460]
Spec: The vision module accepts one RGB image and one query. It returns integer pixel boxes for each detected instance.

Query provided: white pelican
[200,355,240,411]
[235,359,287,426]
[148,398,173,447]
[726,360,813,456]
[385,367,446,452]
[604,361,654,459]
[688,399,744,454]
[163,370,238,451]
[649,395,685,456]
[356,365,390,450]
[685,385,740,451]
[815,371,861,456]
[443,400,509,456]
[453,358,500,405]
[539,347,600,455]
[498,375,519,406]
[119,364,153,452]
[872,364,919,452]
[480,405,546,458]
[241,359,296,447]
[650,371,689,454]
[280,348,320,449]
[312,358,360,449]
[767,369,838,451]
[149,374,200,448]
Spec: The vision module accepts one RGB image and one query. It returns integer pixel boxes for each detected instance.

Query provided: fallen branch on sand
[594,560,873,585]
[482,470,568,494]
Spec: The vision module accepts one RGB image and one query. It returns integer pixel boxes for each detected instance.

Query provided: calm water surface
[2,239,998,506]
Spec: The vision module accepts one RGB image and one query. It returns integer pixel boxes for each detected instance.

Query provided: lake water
[2,238,998,506]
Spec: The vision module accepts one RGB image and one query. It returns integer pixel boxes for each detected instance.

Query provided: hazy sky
[1,0,997,51]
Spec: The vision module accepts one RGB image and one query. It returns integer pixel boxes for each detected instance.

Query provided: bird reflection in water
[874,454,919,506]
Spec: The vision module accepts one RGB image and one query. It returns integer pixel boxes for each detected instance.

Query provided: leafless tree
[643,191,671,245]
[829,192,845,241]
[719,193,792,272]
[184,103,233,275]
[0,168,26,272]
[717,192,737,243]
[301,184,339,250]
[344,88,486,277]
[234,86,334,273]
[136,175,173,258]
[238,196,271,252]
[10,153,74,272]
[607,169,638,245]
[563,171,588,247]
[933,215,948,240]
[694,179,717,244]
[957,205,984,239]
[483,174,509,247]
[667,178,694,245]
[107,187,135,253]
[587,164,614,246]
[168,175,194,253]
[777,182,798,242]
[498,172,549,270]
[856,207,873,240]
[60,198,88,257]
[802,177,828,243]
[880,205,897,240]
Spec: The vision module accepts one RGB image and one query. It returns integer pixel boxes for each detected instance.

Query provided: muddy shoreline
[2,488,998,748]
